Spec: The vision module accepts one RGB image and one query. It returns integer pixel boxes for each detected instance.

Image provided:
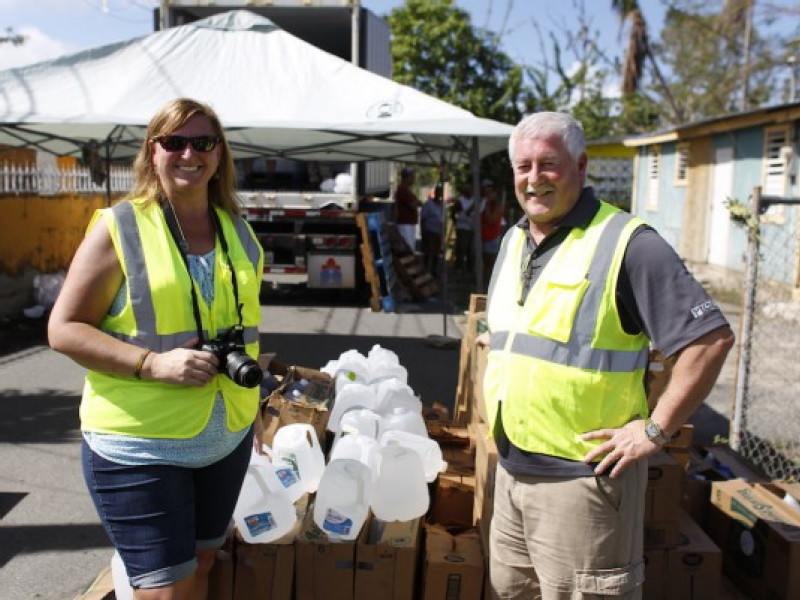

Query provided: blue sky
[0,0,664,72]
[1,0,795,93]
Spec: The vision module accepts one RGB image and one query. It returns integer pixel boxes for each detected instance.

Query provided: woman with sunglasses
[49,98,264,600]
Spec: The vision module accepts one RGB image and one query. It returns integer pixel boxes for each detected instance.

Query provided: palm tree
[612,0,684,122]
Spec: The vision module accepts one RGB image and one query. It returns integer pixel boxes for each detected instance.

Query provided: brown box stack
[355,516,421,600]
[706,478,800,600]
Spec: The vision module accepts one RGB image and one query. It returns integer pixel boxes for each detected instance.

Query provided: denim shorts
[82,428,252,589]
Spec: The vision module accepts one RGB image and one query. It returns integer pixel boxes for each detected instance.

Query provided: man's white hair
[508,112,586,163]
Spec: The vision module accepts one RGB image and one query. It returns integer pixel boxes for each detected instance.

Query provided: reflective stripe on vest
[110,202,259,352]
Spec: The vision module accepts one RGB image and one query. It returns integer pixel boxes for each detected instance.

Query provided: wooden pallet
[454,294,487,425]
[394,254,439,301]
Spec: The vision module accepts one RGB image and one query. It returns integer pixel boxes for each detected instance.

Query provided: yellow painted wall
[0,194,113,275]
[586,144,637,159]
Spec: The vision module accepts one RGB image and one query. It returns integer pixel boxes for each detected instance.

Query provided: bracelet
[134,349,152,380]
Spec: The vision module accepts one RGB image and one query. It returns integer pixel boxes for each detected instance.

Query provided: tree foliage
[385,0,533,190]
[650,0,777,122]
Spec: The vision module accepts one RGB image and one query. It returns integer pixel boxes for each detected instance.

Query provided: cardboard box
[258,356,333,447]
[429,478,475,529]
[207,535,235,600]
[644,519,680,549]
[646,451,683,523]
[664,511,722,599]
[707,479,800,600]
[354,516,421,600]
[755,480,800,512]
[233,542,294,600]
[643,548,667,600]
[422,525,484,600]
[294,504,357,600]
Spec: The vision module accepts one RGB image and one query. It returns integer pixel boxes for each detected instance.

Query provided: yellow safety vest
[80,199,264,438]
[483,202,649,461]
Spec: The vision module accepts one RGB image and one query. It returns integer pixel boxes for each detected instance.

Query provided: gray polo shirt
[491,187,730,477]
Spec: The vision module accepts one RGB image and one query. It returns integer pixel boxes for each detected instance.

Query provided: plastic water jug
[111,551,133,600]
[327,383,377,433]
[333,350,370,393]
[366,344,408,384]
[333,408,382,445]
[313,458,371,541]
[374,378,421,415]
[380,430,447,483]
[258,445,305,503]
[330,433,381,484]
[272,423,325,494]
[232,461,296,544]
[371,441,429,522]
[379,406,428,439]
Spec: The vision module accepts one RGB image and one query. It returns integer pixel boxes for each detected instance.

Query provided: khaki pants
[489,461,647,599]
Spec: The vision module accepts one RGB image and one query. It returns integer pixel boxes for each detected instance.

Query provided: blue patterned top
[85,248,250,467]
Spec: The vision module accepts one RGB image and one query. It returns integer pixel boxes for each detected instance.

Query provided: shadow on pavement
[0,315,48,359]
[0,390,82,444]
[0,523,110,569]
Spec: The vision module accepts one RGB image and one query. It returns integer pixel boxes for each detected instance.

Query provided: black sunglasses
[151,135,220,153]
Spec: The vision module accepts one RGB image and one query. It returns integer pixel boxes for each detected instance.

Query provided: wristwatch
[644,418,672,445]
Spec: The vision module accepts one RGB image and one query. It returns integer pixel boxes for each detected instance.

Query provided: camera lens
[225,352,263,388]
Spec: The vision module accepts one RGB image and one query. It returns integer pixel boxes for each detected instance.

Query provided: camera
[200,326,263,388]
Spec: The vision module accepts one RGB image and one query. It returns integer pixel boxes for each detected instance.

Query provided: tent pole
[471,138,483,292]
[104,139,112,207]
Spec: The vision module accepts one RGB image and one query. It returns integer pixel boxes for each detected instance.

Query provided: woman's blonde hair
[125,98,239,214]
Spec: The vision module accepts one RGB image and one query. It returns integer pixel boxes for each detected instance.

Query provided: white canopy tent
[0,10,513,167]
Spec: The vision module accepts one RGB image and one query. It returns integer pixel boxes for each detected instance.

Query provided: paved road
[0,292,739,599]
[0,299,465,600]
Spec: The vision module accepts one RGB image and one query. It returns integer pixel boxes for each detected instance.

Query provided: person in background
[394,167,420,253]
[48,98,264,600]
[452,182,477,277]
[480,178,503,290]
[420,182,445,277]
[481,111,734,599]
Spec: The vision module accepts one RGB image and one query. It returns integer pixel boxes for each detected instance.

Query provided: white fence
[0,162,135,195]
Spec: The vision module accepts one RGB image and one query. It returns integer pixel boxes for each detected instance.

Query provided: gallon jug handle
[261,444,275,460]
[248,465,272,498]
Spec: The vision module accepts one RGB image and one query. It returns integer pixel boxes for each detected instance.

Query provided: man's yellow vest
[80,199,264,438]
[484,202,649,461]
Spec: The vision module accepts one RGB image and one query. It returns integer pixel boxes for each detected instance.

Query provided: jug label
[276,467,299,488]
[323,509,353,536]
[278,452,300,477]
[244,512,276,536]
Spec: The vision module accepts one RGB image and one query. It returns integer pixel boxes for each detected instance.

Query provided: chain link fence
[731,189,800,481]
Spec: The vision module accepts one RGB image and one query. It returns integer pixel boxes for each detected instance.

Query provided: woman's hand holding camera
[139,338,219,386]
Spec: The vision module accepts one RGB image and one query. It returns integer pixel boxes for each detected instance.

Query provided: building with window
[624,103,800,295]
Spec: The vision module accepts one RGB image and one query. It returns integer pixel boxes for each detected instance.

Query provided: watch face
[645,421,663,443]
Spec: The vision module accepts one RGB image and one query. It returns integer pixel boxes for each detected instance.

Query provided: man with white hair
[481,112,734,599]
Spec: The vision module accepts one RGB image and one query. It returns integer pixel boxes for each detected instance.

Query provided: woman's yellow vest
[80,199,264,438]
[483,202,649,461]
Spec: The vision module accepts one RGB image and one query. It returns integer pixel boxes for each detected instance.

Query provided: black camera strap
[160,199,244,345]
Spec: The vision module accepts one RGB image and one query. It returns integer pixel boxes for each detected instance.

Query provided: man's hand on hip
[580,419,661,478]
